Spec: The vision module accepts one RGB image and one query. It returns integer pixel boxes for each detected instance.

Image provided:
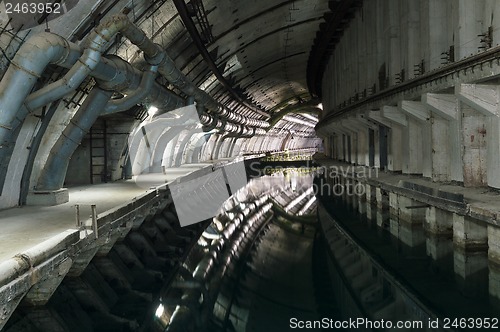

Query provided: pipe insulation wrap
[102,65,158,115]
[35,88,113,190]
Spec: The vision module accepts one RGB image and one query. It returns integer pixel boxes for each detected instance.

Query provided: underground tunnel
[1,0,500,331]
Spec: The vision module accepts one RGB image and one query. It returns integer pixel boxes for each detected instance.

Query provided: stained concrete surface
[0,164,212,262]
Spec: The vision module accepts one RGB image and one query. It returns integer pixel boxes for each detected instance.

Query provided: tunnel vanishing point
[1,0,500,331]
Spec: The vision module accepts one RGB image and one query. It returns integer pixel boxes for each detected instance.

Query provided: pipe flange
[144,43,166,66]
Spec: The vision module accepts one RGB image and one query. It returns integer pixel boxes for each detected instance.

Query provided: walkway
[0,164,212,262]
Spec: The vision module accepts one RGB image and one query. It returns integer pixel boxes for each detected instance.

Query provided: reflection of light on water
[155,304,164,318]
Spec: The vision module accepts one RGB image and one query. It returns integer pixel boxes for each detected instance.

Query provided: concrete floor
[0,164,212,262]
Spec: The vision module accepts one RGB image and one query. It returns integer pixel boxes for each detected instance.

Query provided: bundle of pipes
[0,13,269,192]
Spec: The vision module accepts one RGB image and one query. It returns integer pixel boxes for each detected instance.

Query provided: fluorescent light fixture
[148,106,159,116]
[155,304,164,318]
[283,115,316,127]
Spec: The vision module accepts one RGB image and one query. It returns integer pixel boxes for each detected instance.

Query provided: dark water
[316,176,499,329]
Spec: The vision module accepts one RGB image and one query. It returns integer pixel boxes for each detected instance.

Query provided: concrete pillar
[422,93,463,183]
[356,114,379,167]
[367,110,392,171]
[388,192,399,219]
[343,119,369,166]
[399,101,431,177]
[456,83,500,189]
[453,214,488,251]
[339,121,358,165]
[425,207,453,235]
[393,194,426,225]
[332,126,349,162]
[488,225,500,265]
[381,106,407,172]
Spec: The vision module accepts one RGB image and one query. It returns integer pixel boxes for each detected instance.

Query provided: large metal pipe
[35,88,113,190]
[101,14,269,129]
[0,33,73,154]
[0,14,266,194]
[101,65,158,115]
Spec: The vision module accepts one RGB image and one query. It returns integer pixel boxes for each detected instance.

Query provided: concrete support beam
[488,116,500,189]
[425,207,453,235]
[422,93,463,183]
[67,247,100,277]
[342,119,369,166]
[460,103,488,187]
[23,258,73,306]
[399,101,431,176]
[378,106,405,172]
[453,214,487,251]
[381,106,408,126]
[456,84,500,116]
[368,111,392,128]
[422,94,458,120]
[401,117,422,174]
[488,225,500,265]
[394,195,427,225]
[399,101,430,122]
[457,84,500,187]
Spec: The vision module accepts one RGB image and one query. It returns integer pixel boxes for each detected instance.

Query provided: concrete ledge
[26,188,69,206]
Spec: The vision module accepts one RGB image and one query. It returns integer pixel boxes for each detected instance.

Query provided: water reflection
[316,175,498,328]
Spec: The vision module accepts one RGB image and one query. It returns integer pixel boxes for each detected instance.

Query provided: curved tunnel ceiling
[103,0,336,129]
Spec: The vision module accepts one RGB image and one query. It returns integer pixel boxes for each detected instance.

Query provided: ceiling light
[148,106,158,116]
[155,304,164,318]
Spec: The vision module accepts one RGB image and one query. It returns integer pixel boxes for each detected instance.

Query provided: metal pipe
[0,15,267,194]
[35,88,113,190]
[0,32,72,154]
[101,65,158,115]
[100,14,269,129]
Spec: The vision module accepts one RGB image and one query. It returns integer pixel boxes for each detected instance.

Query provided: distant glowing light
[148,106,159,116]
[155,304,164,318]
[317,103,323,110]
